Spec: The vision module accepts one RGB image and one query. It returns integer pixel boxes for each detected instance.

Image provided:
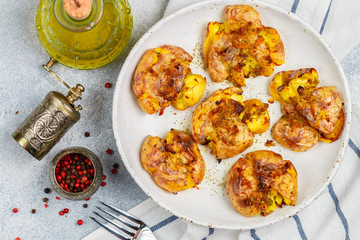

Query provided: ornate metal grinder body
[12,59,84,160]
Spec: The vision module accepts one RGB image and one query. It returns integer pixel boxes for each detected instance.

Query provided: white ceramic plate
[113,0,351,230]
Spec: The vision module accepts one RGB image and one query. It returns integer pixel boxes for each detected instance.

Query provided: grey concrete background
[0,0,168,239]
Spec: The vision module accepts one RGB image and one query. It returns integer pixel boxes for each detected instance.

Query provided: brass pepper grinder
[12,59,84,160]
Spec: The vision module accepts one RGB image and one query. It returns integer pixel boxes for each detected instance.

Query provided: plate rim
[112,0,352,230]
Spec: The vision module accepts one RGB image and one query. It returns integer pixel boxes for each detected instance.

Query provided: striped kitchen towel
[84,0,360,239]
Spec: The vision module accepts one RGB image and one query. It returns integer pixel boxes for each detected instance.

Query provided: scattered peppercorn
[104,82,112,88]
[106,148,113,154]
[101,182,106,187]
[102,175,107,180]
[59,211,64,216]
[83,204,88,208]
[16,238,21,240]
[84,132,90,137]
[111,169,117,174]
[113,163,119,169]
[63,208,69,214]
[15,111,19,115]
[44,188,51,194]
[31,209,36,214]
[43,198,49,202]
[13,208,18,213]
[77,219,83,225]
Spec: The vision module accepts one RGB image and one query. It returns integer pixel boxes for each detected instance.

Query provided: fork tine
[93,211,135,237]
[90,217,131,240]
[97,206,138,230]
[100,201,142,224]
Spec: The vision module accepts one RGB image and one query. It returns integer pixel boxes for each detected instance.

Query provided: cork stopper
[63,0,92,21]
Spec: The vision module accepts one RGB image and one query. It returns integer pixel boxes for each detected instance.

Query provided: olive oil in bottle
[36,0,133,69]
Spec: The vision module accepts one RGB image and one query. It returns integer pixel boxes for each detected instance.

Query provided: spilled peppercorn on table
[0,0,168,239]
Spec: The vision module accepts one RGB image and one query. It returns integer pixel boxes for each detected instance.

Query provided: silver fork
[90,201,157,240]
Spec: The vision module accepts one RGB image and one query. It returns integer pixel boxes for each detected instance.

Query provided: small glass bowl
[49,147,103,200]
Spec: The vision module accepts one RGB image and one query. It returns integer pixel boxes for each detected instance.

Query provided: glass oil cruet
[36,0,133,69]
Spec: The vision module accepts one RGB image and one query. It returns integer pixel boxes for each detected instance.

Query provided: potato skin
[226,150,298,217]
[204,5,285,86]
[132,45,193,115]
[226,5,262,31]
[192,87,254,159]
[140,129,205,193]
[272,113,319,152]
[319,109,345,143]
[296,86,342,134]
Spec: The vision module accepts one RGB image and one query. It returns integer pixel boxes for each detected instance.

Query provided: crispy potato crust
[226,5,262,31]
[204,5,285,86]
[226,150,298,217]
[270,69,345,148]
[319,109,345,143]
[296,86,343,134]
[133,45,205,115]
[140,129,205,193]
[192,87,254,159]
[272,113,319,152]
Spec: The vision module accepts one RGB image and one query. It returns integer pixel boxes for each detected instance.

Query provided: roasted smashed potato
[272,113,319,152]
[140,129,205,193]
[270,68,319,104]
[270,69,345,150]
[296,86,343,134]
[203,4,263,65]
[242,99,270,134]
[204,5,285,86]
[226,150,297,217]
[132,45,206,115]
[192,87,254,159]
